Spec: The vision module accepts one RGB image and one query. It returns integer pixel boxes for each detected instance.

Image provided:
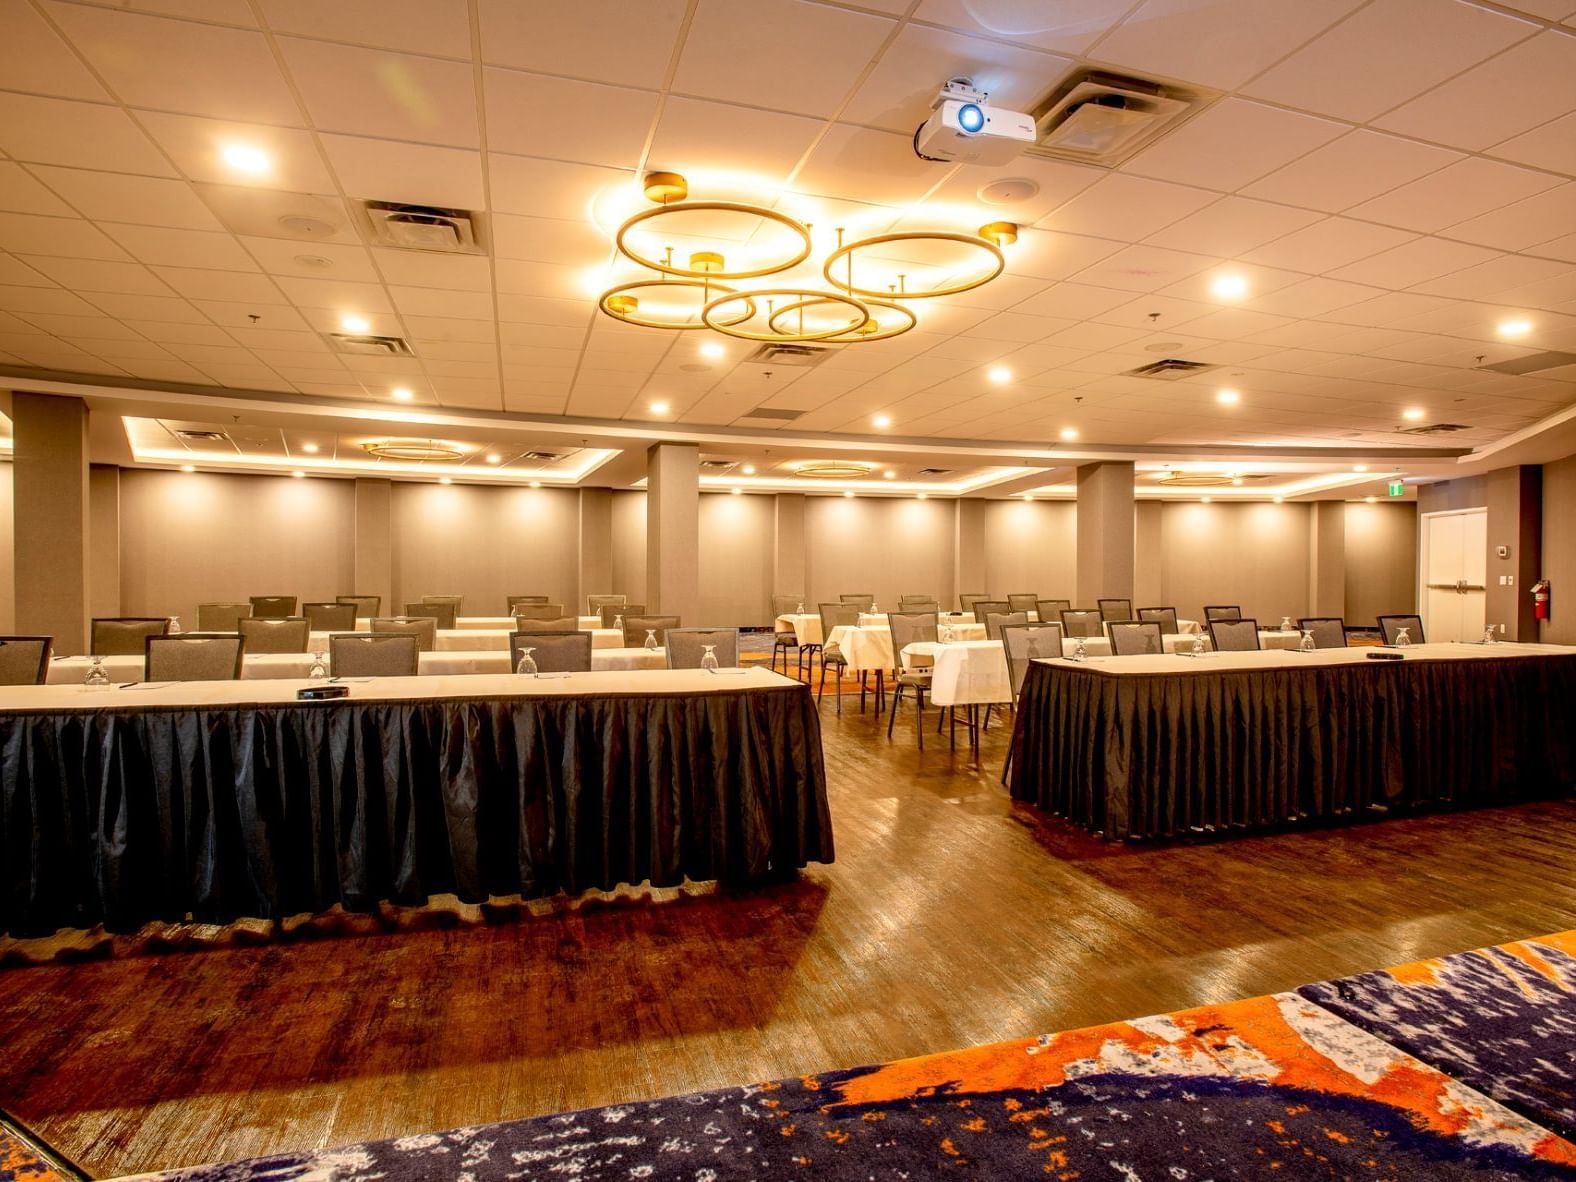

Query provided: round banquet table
[46,647,667,683]
[775,612,977,647]
[825,623,988,671]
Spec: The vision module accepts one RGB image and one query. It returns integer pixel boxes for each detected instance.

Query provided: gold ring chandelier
[597,171,1016,345]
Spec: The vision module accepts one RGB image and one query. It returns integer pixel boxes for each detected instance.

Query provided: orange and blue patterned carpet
[32,929,1576,1180]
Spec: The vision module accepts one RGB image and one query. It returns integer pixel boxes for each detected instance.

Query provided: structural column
[953,498,986,610]
[1075,461,1135,606]
[646,442,699,620]
[1308,501,1345,619]
[578,487,614,614]
[12,392,91,654]
[353,478,393,613]
[773,492,806,601]
[1486,465,1541,640]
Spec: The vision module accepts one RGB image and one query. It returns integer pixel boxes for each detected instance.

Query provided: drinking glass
[1188,633,1208,658]
[308,649,328,678]
[168,615,182,635]
[612,612,624,630]
[1279,615,1292,631]
[701,644,719,672]
[1394,626,1411,647]
[938,622,952,644]
[515,647,538,676]
[796,601,805,614]
[644,629,660,651]
[1482,625,1497,645]
[1298,628,1316,652]
[84,655,110,689]
[1070,635,1088,661]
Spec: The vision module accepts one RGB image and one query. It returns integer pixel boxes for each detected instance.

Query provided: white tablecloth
[312,628,623,652]
[47,647,667,683]
[901,640,1011,706]
[1042,641,1561,677]
[775,612,977,647]
[355,615,607,632]
[825,623,988,672]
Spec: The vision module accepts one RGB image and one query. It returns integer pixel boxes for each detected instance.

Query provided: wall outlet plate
[1496,544,1510,558]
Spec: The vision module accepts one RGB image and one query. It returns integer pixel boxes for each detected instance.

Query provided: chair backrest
[422,594,463,613]
[1203,604,1242,622]
[1006,593,1039,613]
[0,636,52,685]
[249,595,297,619]
[1059,608,1104,639]
[145,633,245,681]
[985,610,1028,644]
[1377,614,1425,645]
[92,617,170,656]
[303,601,356,630]
[601,603,644,626]
[971,599,1010,625]
[771,593,804,617]
[1035,598,1070,623]
[901,599,940,614]
[887,610,938,655]
[623,615,681,646]
[403,601,456,629]
[586,593,625,614]
[666,627,739,669]
[958,593,989,615]
[1299,617,1349,649]
[370,615,439,651]
[1107,620,1163,656]
[1097,598,1133,622]
[238,616,310,653]
[507,595,551,610]
[1137,606,1179,634]
[817,602,860,635]
[1209,618,1261,652]
[330,632,418,677]
[512,602,565,621]
[511,630,592,672]
[839,593,875,611]
[337,594,380,618]
[196,602,251,631]
[1001,622,1064,698]
[517,614,578,632]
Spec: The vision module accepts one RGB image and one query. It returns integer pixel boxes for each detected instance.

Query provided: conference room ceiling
[1,0,1575,467]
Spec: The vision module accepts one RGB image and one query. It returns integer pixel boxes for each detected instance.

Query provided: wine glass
[515,647,537,676]
[796,601,804,614]
[308,649,328,678]
[612,611,624,630]
[1394,626,1411,647]
[84,655,110,689]
[644,629,660,651]
[701,644,719,672]
[1298,628,1316,652]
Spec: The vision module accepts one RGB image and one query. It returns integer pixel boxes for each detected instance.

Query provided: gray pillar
[773,493,806,599]
[90,465,121,619]
[1486,465,1541,640]
[646,442,699,621]
[13,393,91,653]
[578,487,613,615]
[353,478,393,613]
[1075,462,1134,605]
[954,498,986,610]
[1133,501,1162,607]
[1309,501,1345,618]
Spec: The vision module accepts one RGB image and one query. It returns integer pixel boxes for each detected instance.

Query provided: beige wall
[698,491,773,627]
[982,499,1076,602]
[1540,455,1576,646]
[610,490,647,606]
[0,462,12,632]
[119,469,356,623]
[805,495,956,610]
[1157,501,1312,622]
[89,465,120,618]
[1343,502,1417,623]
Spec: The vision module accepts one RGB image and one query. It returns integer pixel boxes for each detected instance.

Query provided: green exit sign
[1387,480,1405,497]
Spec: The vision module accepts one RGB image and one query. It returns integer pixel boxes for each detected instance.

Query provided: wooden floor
[3,687,1575,1178]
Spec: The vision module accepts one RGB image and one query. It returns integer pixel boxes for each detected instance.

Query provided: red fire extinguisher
[1532,578,1551,621]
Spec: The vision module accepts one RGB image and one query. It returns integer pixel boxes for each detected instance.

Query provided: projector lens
[958,103,985,133]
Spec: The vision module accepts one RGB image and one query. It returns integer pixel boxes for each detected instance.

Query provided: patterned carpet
[0,1108,80,1182]
[92,930,1575,1180]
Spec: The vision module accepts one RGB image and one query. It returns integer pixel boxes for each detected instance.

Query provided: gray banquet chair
[1377,614,1425,645]
[422,594,463,615]
[898,593,933,604]
[1203,604,1242,622]
[1036,598,1070,623]
[958,593,990,615]
[370,615,439,652]
[249,595,296,619]
[1107,620,1164,656]
[511,630,592,672]
[770,593,804,676]
[1098,598,1133,622]
[901,599,940,614]
[601,603,644,626]
[303,601,356,630]
[145,634,245,681]
[622,614,681,646]
[92,617,170,656]
[238,616,309,653]
[815,601,862,713]
[840,592,875,612]
[513,602,566,622]
[1298,617,1350,649]
[1209,618,1262,652]
[1001,623,1065,700]
[1137,606,1180,634]
[1059,608,1104,639]
[337,594,380,618]
[404,601,456,629]
[0,636,52,685]
[330,632,419,677]
[518,615,577,632]
[886,610,939,749]
[985,610,1027,644]
[1006,593,1039,613]
[507,595,551,611]
[971,600,1010,627]
[586,593,625,615]
[666,627,739,669]
[196,602,252,631]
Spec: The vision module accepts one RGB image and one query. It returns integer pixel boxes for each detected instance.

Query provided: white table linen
[46,647,667,683]
[825,623,988,672]
[775,612,977,647]
[355,615,608,632]
[312,628,623,652]
[900,640,1011,706]
[1044,641,1561,677]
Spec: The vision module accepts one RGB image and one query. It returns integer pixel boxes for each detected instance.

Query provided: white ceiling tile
[26,165,225,231]
[238,237,380,281]
[1038,173,1216,240]
[0,284,99,315]
[1124,99,1345,191]
[258,0,474,58]
[493,259,587,300]
[79,292,210,323]
[401,315,498,342]
[136,111,337,193]
[1011,282,1143,319]
[0,163,75,217]
[1242,0,1537,123]
[842,23,1071,135]
[1242,132,1460,214]
[1524,231,1576,264]
[110,2,258,27]
[647,99,827,186]
[274,275,394,314]
[1143,196,1321,257]
[1497,0,1576,18]
[1329,237,1501,288]
[120,320,234,344]
[1347,157,1562,233]
[497,294,594,327]
[193,186,360,244]
[0,2,108,100]
[319,135,485,209]
[0,212,133,261]
[101,223,261,270]
[0,93,174,175]
[484,69,658,169]
[45,2,300,123]
[18,255,172,295]
[0,255,54,288]
[1443,184,1576,251]
[1410,254,1575,300]
[1002,230,1123,281]
[673,0,897,119]
[18,312,147,340]
[374,249,491,291]
[790,126,943,206]
[1489,110,1576,177]
[1068,243,1214,292]
[276,37,479,146]
[1246,277,1384,317]
[911,0,1133,55]
[1374,30,1576,151]
[491,215,610,266]
[488,155,633,220]
[148,266,288,302]
[1241,217,1417,273]
[923,157,1101,228]
[1092,0,1364,90]
[477,0,687,89]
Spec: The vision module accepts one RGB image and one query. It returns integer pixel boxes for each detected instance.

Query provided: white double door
[1421,508,1486,642]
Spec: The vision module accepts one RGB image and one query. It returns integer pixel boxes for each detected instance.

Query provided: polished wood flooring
[3,690,1574,1177]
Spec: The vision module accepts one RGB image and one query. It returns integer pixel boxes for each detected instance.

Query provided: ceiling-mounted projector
[913,77,1035,166]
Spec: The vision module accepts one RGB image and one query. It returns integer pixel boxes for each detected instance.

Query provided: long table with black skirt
[0,668,833,937]
[1007,642,1576,841]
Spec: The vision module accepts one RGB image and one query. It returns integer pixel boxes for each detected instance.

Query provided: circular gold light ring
[767,296,916,343]
[823,231,1005,299]
[597,279,755,331]
[616,201,813,280]
[702,288,871,342]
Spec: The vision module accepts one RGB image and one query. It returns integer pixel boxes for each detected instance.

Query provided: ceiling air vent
[325,333,414,357]
[173,429,229,442]
[1123,358,1218,380]
[1028,70,1212,167]
[1397,422,1472,435]
[1477,350,1576,375]
[739,407,805,421]
[522,451,561,462]
[700,459,738,471]
[918,467,953,476]
[363,201,486,254]
[744,343,832,367]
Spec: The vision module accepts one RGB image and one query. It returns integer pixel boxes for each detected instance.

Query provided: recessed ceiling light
[179,464,195,473]
[301,442,319,454]
[883,469,896,479]
[221,143,270,174]
[872,413,892,428]
[485,453,501,464]
[1497,319,1532,338]
[1353,464,1369,472]
[987,365,1012,383]
[1365,495,1377,504]
[291,470,305,479]
[392,387,413,402]
[1216,388,1241,405]
[1022,493,1033,502]
[916,492,928,501]
[439,476,452,485]
[1273,495,1284,504]
[1200,495,1212,503]
[1211,275,1249,300]
[700,342,725,359]
[1402,407,1426,421]
[1231,477,1244,486]
[341,314,372,334]
[529,480,542,489]
[843,490,854,498]
[730,487,742,496]
[741,463,756,475]
[650,400,670,415]
[1059,427,1078,440]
